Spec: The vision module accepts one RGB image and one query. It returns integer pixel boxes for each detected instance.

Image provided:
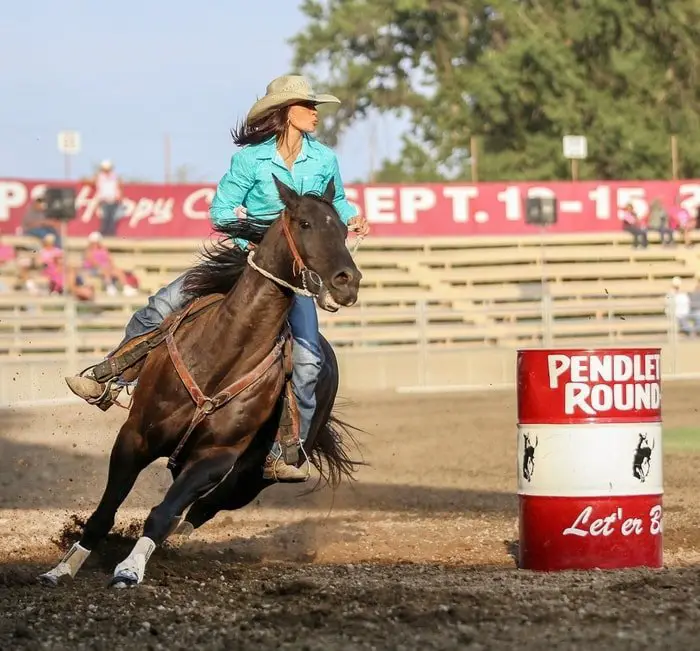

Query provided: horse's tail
[307,413,366,490]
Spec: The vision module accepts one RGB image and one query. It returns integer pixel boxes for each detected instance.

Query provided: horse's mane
[182,216,272,299]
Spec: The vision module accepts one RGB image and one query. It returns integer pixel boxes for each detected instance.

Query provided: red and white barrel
[517,348,663,571]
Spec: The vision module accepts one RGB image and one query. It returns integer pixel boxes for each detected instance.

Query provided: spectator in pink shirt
[37,233,63,267]
[43,247,94,300]
[669,200,696,248]
[82,231,138,296]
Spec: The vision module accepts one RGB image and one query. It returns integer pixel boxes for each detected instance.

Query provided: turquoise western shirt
[210,134,357,248]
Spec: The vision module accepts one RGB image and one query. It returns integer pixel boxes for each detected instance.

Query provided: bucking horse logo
[522,433,538,482]
[632,433,655,483]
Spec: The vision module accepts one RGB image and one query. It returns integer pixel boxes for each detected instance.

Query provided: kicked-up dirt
[1,382,700,650]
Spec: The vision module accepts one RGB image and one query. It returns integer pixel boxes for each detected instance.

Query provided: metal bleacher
[0,229,698,357]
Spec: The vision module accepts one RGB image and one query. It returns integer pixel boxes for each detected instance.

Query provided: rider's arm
[210,150,255,229]
[328,154,357,225]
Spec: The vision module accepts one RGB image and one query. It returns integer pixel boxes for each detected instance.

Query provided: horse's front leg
[38,420,152,587]
[109,446,239,588]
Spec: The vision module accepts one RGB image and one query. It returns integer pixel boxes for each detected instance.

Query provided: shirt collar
[252,134,317,162]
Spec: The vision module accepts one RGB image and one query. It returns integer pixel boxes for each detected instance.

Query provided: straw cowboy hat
[247,75,340,122]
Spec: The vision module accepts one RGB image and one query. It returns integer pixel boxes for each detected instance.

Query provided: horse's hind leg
[110,447,238,587]
[172,469,270,540]
[39,421,151,586]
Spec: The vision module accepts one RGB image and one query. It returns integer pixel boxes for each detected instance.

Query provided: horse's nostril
[332,268,354,287]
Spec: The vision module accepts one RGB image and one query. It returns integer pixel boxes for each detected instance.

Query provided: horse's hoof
[108,571,139,589]
[173,521,195,540]
[37,572,60,587]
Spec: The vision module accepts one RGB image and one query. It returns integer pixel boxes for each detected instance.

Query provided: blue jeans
[117,274,322,453]
[26,226,62,248]
[100,201,120,236]
[270,295,322,457]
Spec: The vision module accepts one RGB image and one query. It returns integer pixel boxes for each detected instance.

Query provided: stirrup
[265,448,311,482]
[87,377,131,411]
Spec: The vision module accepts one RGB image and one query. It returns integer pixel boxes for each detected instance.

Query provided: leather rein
[246,211,323,298]
[164,211,305,471]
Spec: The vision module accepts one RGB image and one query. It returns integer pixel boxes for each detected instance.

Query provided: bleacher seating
[1,229,698,357]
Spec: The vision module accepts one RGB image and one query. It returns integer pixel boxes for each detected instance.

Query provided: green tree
[291,0,700,181]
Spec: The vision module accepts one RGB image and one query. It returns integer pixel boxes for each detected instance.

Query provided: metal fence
[1,294,697,404]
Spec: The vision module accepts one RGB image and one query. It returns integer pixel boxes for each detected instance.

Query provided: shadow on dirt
[0,434,517,516]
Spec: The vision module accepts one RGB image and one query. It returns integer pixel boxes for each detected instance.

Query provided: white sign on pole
[57,130,82,155]
[562,135,587,160]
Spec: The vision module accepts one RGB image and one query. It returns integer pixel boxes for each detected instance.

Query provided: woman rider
[66,74,370,482]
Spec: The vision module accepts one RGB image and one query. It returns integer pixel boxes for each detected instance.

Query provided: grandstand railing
[0,293,678,358]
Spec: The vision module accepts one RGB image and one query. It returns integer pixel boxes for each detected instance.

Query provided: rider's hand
[348,215,370,237]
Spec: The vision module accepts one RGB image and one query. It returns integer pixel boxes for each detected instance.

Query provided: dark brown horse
[39,176,362,588]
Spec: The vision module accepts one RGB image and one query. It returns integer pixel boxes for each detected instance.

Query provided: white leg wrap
[39,543,91,584]
[112,536,156,586]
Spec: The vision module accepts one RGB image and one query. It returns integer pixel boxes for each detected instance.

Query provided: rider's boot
[65,273,188,411]
[65,370,122,411]
[262,453,309,482]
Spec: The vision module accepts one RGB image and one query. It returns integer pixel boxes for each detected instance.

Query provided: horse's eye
[300,220,311,229]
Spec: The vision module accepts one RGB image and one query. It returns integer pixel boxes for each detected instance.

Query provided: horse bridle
[246,211,324,298]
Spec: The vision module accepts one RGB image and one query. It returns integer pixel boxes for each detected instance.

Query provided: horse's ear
[323,177,336,204]
[272,174,300,209]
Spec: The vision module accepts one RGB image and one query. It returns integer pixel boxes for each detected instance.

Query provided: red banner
[2,177,699,238]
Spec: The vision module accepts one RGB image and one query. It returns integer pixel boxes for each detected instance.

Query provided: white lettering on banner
[563,505,662,537]
[0,182,28,221]
[399,187,436,223]
[74,186,174,227]
[679,183,700,213]
[443,186,478,223]
[588,185,612,220]
[497,186,556,222]
[125,198,174,227]
[344,187,361,219]
[559,201,583,213]
[617,187,648,219]
[183,188,214,220]
[76,186,100,224]
[547,353,661,415]
[364,187,396,223]
[497,186,521,221]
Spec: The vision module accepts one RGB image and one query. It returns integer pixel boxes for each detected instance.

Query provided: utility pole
[164,133,172,184]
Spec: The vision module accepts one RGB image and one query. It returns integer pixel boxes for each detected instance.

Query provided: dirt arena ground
[2,381,700,650]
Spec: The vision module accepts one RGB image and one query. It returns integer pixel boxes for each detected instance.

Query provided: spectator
[0,235,15,293]
[621,202,648,248]
[37,233,63,268]
[20,195,62,247]
[666,276,691,335]
[82,231,138,296]
[0,235,14,265]
[669,200,696,248]
[43,247,94,301]
[685,278,700,335]
[647,197,674,246]
[94,160,123,236]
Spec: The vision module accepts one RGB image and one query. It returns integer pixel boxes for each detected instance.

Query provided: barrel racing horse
[39,176,362,588]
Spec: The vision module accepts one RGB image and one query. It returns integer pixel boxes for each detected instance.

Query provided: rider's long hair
[231,106,290,147]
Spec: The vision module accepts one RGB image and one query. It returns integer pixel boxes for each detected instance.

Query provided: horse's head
[270,175,362,312]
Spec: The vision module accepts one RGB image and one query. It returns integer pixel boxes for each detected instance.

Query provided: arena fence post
[516,347,663,571]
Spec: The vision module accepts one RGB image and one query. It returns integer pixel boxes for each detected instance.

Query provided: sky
[0,0,402,185]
